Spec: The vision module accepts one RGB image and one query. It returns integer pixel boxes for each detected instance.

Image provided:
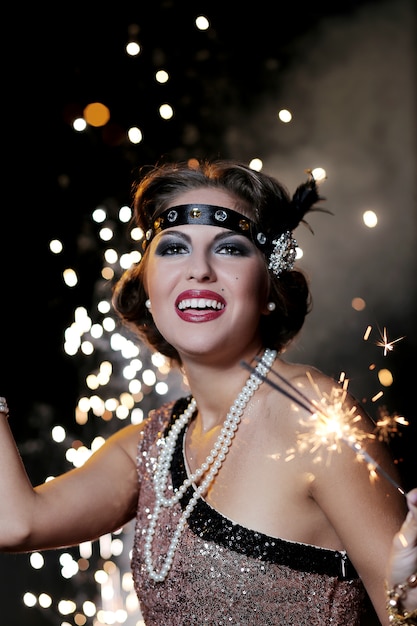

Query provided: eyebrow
[157,229,251,244]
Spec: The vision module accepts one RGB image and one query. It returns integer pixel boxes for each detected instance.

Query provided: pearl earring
[267,301,276,312]
[145,299,152,310]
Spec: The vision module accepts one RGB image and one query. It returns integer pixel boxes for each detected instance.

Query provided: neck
[180,346,266,428]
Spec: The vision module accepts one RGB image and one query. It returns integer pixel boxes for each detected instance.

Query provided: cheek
[234,271,269,309]
[143,256,164,298]
[251,266,270,296]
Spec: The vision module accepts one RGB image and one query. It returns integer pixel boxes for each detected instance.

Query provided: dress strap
[167,397,359,581]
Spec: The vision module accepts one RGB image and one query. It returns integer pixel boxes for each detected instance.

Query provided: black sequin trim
[166,397,359,581]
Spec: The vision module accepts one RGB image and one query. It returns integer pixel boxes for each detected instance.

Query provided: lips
[175,290,226,322]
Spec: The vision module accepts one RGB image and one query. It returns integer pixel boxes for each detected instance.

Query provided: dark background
[1,1,416,624]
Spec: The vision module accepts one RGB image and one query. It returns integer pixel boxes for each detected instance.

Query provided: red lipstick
[175,290,226,323]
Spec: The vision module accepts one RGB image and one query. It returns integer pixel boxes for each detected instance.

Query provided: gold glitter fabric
[131,398,368,625]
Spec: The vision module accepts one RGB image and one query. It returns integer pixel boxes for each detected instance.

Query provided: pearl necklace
[144,348,277,582]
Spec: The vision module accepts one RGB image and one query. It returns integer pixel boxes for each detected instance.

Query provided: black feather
[285,173,332,234]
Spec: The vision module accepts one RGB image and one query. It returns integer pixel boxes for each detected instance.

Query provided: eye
[216,240,252,256]
[154,239,189,256]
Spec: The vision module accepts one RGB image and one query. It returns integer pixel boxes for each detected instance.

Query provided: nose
[186,250,215,282]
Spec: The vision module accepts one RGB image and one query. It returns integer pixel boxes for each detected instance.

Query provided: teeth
[178,298,225,310]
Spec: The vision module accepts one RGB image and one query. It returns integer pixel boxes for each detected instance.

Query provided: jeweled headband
[140,173,329,277]
[142,203,298,277]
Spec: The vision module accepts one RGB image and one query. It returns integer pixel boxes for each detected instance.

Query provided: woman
[0,159,416,625]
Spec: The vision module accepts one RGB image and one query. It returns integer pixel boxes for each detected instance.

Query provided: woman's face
[144,188,270,362]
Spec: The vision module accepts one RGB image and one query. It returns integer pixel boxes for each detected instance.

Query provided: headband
[142,203,297,277]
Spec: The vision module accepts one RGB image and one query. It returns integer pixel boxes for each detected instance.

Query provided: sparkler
[241,359,406,496]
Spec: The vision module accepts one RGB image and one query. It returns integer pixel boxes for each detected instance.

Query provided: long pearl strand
[144,348,277,582]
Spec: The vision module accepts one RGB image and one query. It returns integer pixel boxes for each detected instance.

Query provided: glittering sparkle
[374,326,405,356]
[241,361,406,495]
[375,406,409,442]
[295,373,371,461]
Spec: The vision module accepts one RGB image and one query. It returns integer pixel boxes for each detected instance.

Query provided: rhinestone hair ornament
[142,172,328,277]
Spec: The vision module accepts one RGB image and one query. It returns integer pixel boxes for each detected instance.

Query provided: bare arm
[311,419,407,625]
[301,374,408,625]
[0,412,143,552]
[386,488,417,615]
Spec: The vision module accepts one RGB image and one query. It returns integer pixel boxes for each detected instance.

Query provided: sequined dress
[131,398,368,625]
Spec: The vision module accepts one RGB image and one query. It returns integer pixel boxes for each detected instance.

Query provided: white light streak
[128,126,143,144]
[159,103,174,120]
[99,226,114,242]
[118,205,132,222]
[63,268,78,287]
[92,207,107,223]
[49,239,63,253]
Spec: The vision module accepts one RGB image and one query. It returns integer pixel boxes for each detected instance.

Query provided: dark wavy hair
[112,159,326,365]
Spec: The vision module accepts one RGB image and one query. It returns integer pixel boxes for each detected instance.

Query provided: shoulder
[276,359,342,392]
[263,358,379,462]
[103,397,183,461]
[265,359,340,417]
[271,361,400,491]
[272,359,374,427]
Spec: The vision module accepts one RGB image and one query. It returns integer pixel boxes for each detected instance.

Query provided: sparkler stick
[344,440,405,495]
[241,360,406,496]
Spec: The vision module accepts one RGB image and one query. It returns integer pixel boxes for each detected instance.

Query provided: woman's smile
[175,289,226,322]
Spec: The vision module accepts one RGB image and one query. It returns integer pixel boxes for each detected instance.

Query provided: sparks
[296,373,372,463]
[375,326,405,356]
[363,325,372,341]
[375,406,409,442]
[240,360,406,496]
